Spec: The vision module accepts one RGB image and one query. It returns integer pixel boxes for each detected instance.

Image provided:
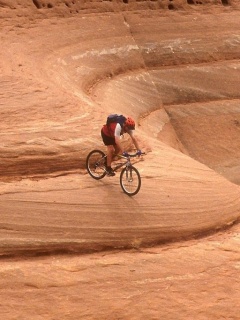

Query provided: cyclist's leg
[113,144,121,156]
[101,129,116,174]
[105,145,115,176]
[106,145,115,167]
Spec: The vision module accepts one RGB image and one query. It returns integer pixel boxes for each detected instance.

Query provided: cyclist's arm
[114,124,124,153]
[115,136,124,153]
[114,124,140,153]
[128,130,140,150]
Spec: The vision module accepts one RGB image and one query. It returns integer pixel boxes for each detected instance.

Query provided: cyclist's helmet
[125,117,135,130]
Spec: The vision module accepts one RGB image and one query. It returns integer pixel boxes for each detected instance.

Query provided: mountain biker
[101,115,142,176]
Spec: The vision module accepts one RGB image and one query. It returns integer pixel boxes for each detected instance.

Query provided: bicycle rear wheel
[86,149,107,180]
[120,166,141,196]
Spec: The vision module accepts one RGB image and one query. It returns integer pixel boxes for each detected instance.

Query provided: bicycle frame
[112,156,132,172]
[111,153,143,172]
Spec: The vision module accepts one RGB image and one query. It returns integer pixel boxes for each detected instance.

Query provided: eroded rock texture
[0,1,239,319]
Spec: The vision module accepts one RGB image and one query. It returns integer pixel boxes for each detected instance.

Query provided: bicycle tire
[86,149,107,180]
[120,165,141,196]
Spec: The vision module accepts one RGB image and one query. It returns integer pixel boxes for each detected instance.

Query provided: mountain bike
[86,150,145,196]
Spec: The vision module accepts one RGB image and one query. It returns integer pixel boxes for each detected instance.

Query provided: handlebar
[120,152,146,159]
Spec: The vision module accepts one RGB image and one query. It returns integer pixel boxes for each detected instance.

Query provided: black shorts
[101,129,116,146]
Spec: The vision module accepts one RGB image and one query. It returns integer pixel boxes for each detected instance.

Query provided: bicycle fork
[125,164,133,182]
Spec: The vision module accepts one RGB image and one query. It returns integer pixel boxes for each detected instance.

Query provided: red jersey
[102,123,123,138]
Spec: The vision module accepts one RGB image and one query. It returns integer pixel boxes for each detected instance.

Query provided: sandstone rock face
[0,1,239,319]
[0,0,240,15]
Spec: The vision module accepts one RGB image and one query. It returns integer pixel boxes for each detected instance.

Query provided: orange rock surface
[0,1,239,319]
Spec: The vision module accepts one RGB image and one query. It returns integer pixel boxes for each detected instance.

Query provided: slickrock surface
[0,1,239,319]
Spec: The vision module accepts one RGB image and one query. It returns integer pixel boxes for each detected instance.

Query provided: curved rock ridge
[0,9,240,257]
[1,11,240,180]
[1,6,240,320]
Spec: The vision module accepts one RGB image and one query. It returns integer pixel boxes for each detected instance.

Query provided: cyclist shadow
[98,176,141,204]
[90,177,152,237]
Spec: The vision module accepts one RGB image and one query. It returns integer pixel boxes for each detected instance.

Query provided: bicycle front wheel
[86,149,107,180]
[120,166,141,196]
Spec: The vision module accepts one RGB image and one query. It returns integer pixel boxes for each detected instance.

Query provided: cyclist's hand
[122,151,129,157]
[136,150,142,156]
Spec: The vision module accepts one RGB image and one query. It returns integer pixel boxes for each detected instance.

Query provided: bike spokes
[86,150,107,180]
[120,166,141,196]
